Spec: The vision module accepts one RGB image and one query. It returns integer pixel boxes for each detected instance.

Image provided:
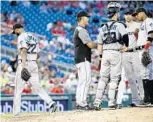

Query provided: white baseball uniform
[137,18,153,80]
[137,17,153,104]
[13,32,55,115]
[116,67,127,105]
[122,22,144,104]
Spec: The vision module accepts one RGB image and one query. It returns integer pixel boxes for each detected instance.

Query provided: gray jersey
[97,21,127,50]
[126,22,140,49]
[77,26,92,44]
[73,26,92,63]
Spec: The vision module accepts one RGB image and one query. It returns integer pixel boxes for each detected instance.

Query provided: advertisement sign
[0,94,72,114]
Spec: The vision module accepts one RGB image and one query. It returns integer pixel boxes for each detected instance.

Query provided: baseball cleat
[116,104,122,109]
[50,103,58,112]
[135,101,152,107]
[76,105,94,110]
[13,113,20,117]
[128,103,137,107]
[108,104,119,109]
[93,103,101,111]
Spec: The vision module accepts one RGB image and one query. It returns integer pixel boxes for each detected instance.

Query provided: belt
[18,59,36,63]
[103,49,120,51]
[135,45,145,50]
[125,45,145,52]
[125,48,137,52]
[27,52,37,54]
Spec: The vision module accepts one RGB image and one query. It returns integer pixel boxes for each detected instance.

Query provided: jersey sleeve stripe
[148,30,153,35]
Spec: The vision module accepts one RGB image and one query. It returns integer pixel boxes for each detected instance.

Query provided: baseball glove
[21,68,31,82]
[141,52,152,67]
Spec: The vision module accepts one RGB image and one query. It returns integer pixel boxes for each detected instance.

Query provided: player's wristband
[148,37,153,43]
[144,42,151,50]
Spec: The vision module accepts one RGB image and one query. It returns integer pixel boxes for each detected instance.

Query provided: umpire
[73,10,97,110]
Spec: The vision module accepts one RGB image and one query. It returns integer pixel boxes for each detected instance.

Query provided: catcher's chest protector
[103,21,118,44]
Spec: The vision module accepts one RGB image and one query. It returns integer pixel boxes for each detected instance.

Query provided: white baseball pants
[13,61,54,115]
[122,52,144,103]
[76,60,91,107]
[94,50,122,106]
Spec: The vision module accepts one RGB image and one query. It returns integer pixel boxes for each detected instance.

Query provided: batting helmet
[107,2,121,18]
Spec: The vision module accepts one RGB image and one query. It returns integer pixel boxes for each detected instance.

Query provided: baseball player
[12,24,57,116]
[93,2,129,110]
[121,9,144,106]
[73,10,97,110]
[132,8,153,105]
[116,67,128,107]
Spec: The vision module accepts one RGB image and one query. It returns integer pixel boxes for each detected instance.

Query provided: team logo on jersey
[140,25,144,30]
[128,32,134,35]
[150,23,153,28]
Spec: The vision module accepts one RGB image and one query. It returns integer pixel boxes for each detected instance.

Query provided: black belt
[125,45,145,52]
[135,45,145,50]
[27,52,37,54]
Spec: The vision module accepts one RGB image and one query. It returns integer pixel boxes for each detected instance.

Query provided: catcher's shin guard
[93,102,102,111]
[114,76,121,104]
[142,79,150,103]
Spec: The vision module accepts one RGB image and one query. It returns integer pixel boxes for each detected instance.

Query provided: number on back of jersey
[27,44,37,53]
[25,33,38,53]
[103,22,118,44]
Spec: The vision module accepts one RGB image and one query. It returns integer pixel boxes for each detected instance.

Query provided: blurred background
[0,1,153,112]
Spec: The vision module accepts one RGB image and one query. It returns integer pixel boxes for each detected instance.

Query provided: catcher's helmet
[107,2,121,18]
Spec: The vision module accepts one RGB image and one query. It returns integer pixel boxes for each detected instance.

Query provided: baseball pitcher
[12,24,57,116]
[122,9,144,106]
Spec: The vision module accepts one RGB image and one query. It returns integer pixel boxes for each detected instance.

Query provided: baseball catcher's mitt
[21,68,31,82]
[141,52,152,67]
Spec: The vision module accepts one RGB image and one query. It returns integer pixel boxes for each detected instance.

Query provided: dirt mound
[1,108,153,122]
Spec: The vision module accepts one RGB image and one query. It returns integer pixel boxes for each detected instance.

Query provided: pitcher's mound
[1,108,153,122]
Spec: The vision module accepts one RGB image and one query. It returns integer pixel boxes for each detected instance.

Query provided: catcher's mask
[107,2,121,18]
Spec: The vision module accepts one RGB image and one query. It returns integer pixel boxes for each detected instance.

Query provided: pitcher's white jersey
[137,18,153,46]
[126,22,140,49]
[17,32,40,60]
[13,32,55,115]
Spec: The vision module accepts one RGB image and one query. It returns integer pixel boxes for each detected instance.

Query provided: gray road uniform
[122,22,144,104]
[94,21,128,107]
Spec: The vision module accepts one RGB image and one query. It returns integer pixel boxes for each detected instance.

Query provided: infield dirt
[1,107,153,122]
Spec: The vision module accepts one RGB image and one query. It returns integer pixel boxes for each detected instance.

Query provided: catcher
[12,24,57,116]
[133,8,153,105]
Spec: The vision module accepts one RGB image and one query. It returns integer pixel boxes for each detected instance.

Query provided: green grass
[1,114,14,119]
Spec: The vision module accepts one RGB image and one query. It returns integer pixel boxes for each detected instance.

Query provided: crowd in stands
[1,1,153,95]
